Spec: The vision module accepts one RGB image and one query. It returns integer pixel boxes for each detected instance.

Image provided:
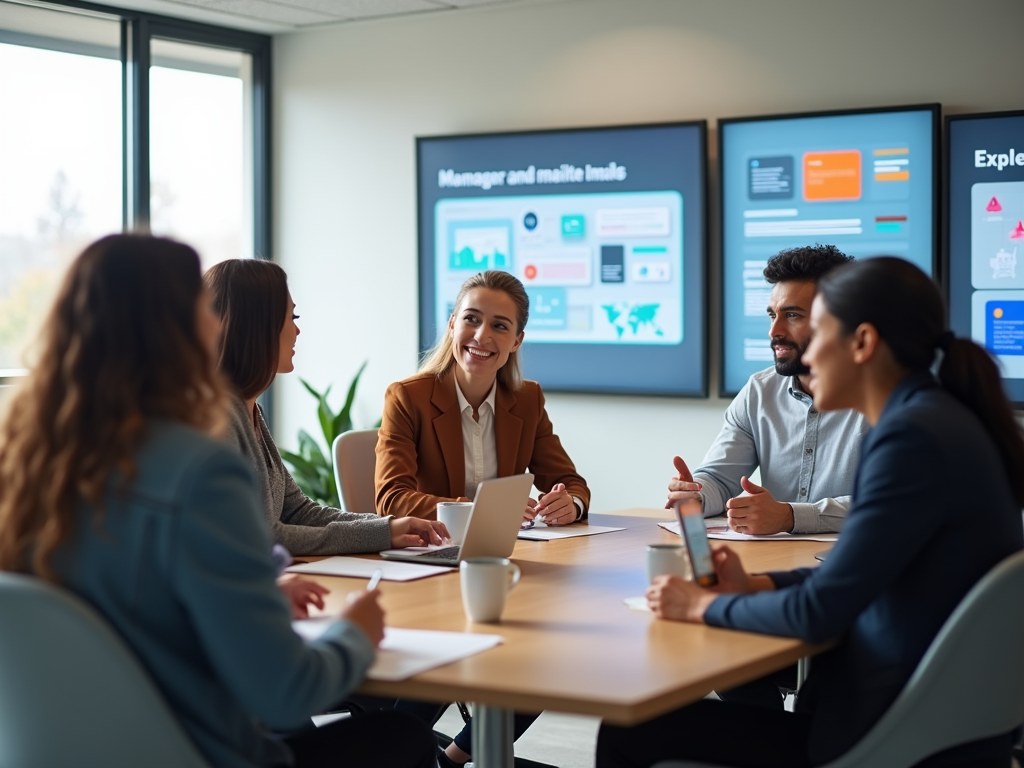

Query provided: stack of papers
[659,520,839,543]
[292,621,503,681]
[286,556,450,581]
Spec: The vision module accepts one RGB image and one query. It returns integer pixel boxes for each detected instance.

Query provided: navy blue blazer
[52,420,376,768]
[705,373,1023,763]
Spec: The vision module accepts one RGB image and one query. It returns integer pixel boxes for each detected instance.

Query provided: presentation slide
[418,123,706,395]
[719,106,938,395]
[947,111,1024,407]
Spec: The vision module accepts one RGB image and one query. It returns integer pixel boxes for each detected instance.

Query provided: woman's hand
[646,575,718,622]
[277,574,329,619]
[533,483,577,526]
[646,545,770,621]
[342,589,385,647]
[522,497,538,526]
[389,517,450,548]
[709,545,755,593]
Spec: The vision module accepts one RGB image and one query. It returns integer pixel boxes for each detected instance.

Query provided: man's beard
[772,337,811,377]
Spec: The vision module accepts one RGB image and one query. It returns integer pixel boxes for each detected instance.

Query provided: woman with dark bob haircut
[597,257,1024,768]
[204,259,447,557]
[0,234,436,768]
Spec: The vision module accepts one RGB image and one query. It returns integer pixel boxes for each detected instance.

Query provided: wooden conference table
[302,509,829,768]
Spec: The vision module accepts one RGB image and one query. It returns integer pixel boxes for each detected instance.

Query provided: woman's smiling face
[449,287,523,382]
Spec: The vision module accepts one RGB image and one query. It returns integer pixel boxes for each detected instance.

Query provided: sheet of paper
[623,596,651,612]
[658,520,838,543]
[377,544,451,557]
[285,556,451,581]
[292,621,503,681]
[517,524,625,541]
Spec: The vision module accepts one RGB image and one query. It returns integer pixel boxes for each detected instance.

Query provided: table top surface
[304,508,828,725]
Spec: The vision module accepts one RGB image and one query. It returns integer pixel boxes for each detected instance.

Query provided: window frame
[0,0,272,394]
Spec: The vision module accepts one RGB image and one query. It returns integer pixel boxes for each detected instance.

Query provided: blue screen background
[720,109,936,395]
[947,113,1024,407]
[418,124,707,396]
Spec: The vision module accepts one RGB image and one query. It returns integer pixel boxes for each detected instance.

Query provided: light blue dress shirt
[694,367,869,533]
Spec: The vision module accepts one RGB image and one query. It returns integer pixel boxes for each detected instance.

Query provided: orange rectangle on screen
[875,171,910,182]
[803,150,862,201]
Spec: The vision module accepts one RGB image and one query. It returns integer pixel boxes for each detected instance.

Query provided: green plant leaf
[291,363,374,509]
[300,377,325,402]
[280,448,319,481]
[333,360,367,437]
[298,430,330,472]
[318,389,336,446]
[298,377,341,454]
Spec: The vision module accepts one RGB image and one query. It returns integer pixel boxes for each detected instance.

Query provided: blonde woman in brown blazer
[375,271,590,525]
[374,270,590,766]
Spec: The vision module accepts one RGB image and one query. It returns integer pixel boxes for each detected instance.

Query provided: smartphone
[674,493,718,587]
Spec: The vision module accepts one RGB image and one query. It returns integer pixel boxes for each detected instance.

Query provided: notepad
[517,524,625,541]
[292,621,504,681]
[659,520,839,543]
[285,556,450,581]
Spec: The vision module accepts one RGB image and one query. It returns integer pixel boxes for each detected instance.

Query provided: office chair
[652,549,1024,768]
[331,429,558,768]
[0,572,211,768]
[332,428,379,512]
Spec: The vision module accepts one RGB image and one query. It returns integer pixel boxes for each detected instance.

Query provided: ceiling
[96,0,570,34]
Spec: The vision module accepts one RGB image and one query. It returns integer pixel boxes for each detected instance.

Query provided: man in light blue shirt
[669,245,869,535]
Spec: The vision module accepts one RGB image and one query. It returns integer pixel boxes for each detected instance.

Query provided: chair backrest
[826,548,1024,767]
[332,428,379,513]
[0,572,211,768]
[652,550,1024,768]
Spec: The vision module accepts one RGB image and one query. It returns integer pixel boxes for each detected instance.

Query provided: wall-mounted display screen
[946,110,1024,407]
[719,105,939,395]
[417,123,707,395]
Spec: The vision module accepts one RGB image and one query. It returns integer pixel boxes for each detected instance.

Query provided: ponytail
[818,257,1024,507]
[938,338,1024,507]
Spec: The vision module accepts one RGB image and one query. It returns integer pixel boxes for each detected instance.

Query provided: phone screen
[675,497,718,587]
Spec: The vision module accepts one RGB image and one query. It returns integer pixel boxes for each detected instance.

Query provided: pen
[367,569,383,591]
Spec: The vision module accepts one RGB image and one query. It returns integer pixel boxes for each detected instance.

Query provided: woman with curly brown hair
[0,234,435,768]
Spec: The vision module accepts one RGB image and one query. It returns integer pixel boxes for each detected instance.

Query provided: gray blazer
[52,419,375,768]
[224,397,392,556]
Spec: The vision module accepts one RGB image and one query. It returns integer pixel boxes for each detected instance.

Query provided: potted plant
[279,361,372,508]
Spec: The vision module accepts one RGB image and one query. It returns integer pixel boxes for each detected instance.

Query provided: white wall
[273,0,1024,513]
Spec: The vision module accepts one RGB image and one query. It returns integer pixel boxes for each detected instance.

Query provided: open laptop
[380,473,534,567]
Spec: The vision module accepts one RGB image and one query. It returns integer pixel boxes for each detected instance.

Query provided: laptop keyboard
[413,546,461,561]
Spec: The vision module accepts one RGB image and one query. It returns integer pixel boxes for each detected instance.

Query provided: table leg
[471,703,514,768]
[797,656,810,690]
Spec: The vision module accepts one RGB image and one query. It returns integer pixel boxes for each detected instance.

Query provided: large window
[0,0,270,378]
[0,4,122,374]
[150,38,254,268]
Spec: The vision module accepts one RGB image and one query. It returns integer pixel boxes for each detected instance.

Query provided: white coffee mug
[460,557,521,623]
[437,501,473,545]
[646,543,691,584]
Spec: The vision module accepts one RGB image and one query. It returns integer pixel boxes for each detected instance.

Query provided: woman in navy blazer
[0,235,435,768]
[598,258,1024,768]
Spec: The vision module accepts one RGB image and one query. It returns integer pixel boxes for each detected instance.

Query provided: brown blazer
[375,371,590,520]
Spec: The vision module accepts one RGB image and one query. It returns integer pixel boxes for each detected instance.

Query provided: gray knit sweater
[224,396,393,556]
